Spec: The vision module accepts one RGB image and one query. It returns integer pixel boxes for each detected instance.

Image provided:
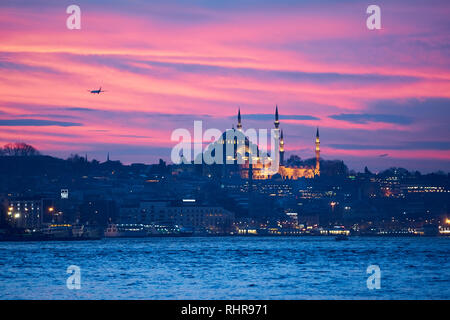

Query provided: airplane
[88,87,107,94]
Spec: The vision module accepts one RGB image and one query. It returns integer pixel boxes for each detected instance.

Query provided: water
[0,237,448,299]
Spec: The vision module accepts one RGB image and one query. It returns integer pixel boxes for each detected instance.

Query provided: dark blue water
[0,237,448,299]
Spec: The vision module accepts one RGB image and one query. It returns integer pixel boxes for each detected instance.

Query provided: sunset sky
[0,0,449,172]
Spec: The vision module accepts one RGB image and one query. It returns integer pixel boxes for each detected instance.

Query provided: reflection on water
[0,237,449,299]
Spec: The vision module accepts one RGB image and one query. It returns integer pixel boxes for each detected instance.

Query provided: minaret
[279,129,285,166]
[315,127,320,176]
[237,108,242,130]
[272,105,281,175]
[107,152,110,162]
[274,105,280,129]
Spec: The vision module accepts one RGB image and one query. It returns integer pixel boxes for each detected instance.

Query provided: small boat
[146,225,194,237]
[72,224,102,240]
[104,223,147,238]
[335,234,349,241]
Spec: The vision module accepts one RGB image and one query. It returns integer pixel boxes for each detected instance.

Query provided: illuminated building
[279,129,285,166]
[277,126,320,180]
[201,107,321,180]
[404,185,448,193]
[200,109,275,180]
[6,199,43,229]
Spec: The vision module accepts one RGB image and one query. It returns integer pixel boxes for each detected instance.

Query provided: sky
[0,0,449,173]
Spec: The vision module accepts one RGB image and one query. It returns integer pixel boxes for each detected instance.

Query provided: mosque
[200,106,320,180]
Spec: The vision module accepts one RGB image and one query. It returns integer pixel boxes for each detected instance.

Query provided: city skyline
[2,0,450,304]
[0,0,449,173]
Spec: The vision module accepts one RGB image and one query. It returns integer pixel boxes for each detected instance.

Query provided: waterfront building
[139,199,234,234]
[6,199,43,229]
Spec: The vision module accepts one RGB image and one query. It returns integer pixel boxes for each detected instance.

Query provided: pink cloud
[0,1,449,171]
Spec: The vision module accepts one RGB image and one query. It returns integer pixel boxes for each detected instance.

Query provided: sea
[0,236,448,299]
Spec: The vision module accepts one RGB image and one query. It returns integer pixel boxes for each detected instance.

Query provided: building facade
[119,200,235,234]
[7,199,43,229]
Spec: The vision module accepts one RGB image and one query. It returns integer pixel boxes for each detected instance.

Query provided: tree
[67,154,86,163]
[364,166,372,175]
[1,143,39,156]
